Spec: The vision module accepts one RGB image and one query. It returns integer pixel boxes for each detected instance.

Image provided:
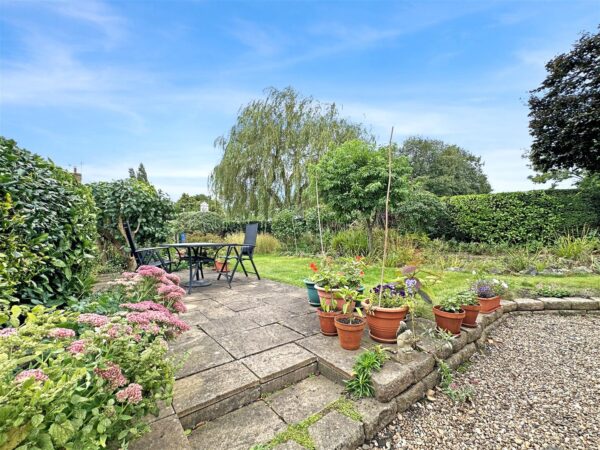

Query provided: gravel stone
[364,314,600,450]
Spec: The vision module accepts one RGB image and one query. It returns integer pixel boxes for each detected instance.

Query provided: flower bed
[0,266,189,450]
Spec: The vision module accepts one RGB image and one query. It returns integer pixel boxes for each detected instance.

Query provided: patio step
[172,343,317,429]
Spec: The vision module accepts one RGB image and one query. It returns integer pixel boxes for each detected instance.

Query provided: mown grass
[252,255,600,301]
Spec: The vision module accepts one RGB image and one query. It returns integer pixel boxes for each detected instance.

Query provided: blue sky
[1,0,598,200]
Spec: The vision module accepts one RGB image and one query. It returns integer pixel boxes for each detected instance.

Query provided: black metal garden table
[159,243,242,293]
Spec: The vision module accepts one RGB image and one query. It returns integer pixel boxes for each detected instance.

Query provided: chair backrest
[243,223,258,256]
[123,221,137,256]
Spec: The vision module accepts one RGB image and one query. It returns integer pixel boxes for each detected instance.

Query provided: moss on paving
[253,396,362,449]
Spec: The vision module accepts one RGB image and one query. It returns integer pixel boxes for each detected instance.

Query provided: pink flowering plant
[0,266,189,450]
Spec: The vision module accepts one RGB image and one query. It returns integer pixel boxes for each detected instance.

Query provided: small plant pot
[461,304,480,328]
[478,296,501,314]
[316,309,340,336]
[334,315,366,350]
[364,305,409,343]
[303,279,320,307]
[213,261,229,273]
[433,305,465,335]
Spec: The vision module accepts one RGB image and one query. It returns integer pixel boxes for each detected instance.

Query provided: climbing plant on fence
[0,137,98,305]
[442,189,600,244]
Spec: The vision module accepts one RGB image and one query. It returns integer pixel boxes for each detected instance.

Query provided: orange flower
[355,256,363,261]
[359,271,365,277]
[309,263,318,272]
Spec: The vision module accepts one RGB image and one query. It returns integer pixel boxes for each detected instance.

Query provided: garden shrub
[443,189,600,244]
[224,232,282,254]
[172,211,224,235]
[0,266,188,449]
[91,179,173,259]
[272,209,303,244]
[0,138,98,306]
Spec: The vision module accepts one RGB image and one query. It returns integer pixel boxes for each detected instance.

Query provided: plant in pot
[316,296,340,336]
[304,262,322,307]
[334,295,367,350]
[471,278,509,314]
[314,257,366,311]
[458,291,480,328]
[433,295,466,335]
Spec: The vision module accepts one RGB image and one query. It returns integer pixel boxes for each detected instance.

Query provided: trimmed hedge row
[442,189,600,244]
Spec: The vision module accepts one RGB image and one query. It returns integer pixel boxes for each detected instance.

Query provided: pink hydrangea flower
[48,328,76,339]
[116,383,143,404]
[159,276,174,286]
[95,362,128,389]
[15,369,49,384]
[68,339,87,355]
[78,313,109,327]
[104,323,134,339]
[119,301,170,314]
[137,265,166,279]
[0,328,17,338]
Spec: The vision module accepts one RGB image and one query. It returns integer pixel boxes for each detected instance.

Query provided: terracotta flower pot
[365,305,409,343]
[478,295,501,314]
[213,261,229,273]
[316,309,340,336]
[461,304,480,328]
[304,279,320,307]
[315,286,355,311]
[334,315,366,350]
[433,305,465,335]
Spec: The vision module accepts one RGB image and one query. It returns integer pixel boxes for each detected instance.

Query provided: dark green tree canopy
[175,193,223,215]
[316,139,411,250]
[528,27,600,174]
[210,86,369,219]
[398,137,492,196]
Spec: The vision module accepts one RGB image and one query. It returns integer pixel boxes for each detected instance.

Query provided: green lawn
[253,254,600,301]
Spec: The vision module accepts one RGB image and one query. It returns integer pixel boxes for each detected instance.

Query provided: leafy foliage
[0,137,98,306]
[316,139,411,250]
[394,186,449,235]
[345,346,390,399]
[171,211,224,235]
[210,87,369,218]
[175,193,223,215]
[443,189,600,244]
[399,137,492,196]
[528,27,600,174]
[90,178,173,256]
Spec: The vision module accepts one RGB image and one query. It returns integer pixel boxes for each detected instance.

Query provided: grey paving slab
[297,333,358,381]
[172,334,233,379]
[215,323,303,359]
[173,361,258,419]
[129,415,191,450]
[513,297,544,311]
[565,297,599,310]
[279,311,321,336]
[538,297,572,309]
[217,296,266,312]
[266,376,343,424]
[241,343,316,383]
[188,400,286,450]
[143,400,175,424]
[198,314,261,338]
[308,411,364,450]
[169,326,206,351]
[273,441,306,450]
[243,304,302,326]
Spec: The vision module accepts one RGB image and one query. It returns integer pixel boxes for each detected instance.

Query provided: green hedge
[442,189,600,244]
[0,138,98,305]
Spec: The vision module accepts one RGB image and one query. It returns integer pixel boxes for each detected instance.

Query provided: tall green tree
[316,139,411,251]
[137,163,149,183]
[210,87,369,219]
[175,193,223,214]
[399,137,492,196]
[528,27,600,176]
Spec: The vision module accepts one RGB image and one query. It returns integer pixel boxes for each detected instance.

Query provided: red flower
[359,271,365,277]
[309,263,318,272]
[355,256,363,261]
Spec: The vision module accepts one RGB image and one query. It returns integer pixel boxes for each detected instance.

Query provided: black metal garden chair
[217,223,261,283]
[124,221,177,272]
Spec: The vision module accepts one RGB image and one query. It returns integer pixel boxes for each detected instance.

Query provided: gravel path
[365,314,600,450]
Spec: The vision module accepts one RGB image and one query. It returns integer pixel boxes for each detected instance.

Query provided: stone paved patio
[127,269,600,450]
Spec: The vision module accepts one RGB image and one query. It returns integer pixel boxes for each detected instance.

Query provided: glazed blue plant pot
[303,279,320,306]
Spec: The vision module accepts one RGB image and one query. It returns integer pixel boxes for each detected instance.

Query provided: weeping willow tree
[209,87,369,219]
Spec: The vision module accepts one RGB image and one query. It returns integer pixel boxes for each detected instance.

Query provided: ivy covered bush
[443,189,600,244]
[90,179,173,261]
[0,266,188,449]
[0,138,98,306]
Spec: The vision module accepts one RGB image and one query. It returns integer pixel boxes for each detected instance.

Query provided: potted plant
[471,278,509,314]
[316,296,340,336]
[433,295,465,335]
[213,260,229,273]
[314,257,365,311]
[304,262,321,307]
[458,291,480,328]
[334,302,366,350]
